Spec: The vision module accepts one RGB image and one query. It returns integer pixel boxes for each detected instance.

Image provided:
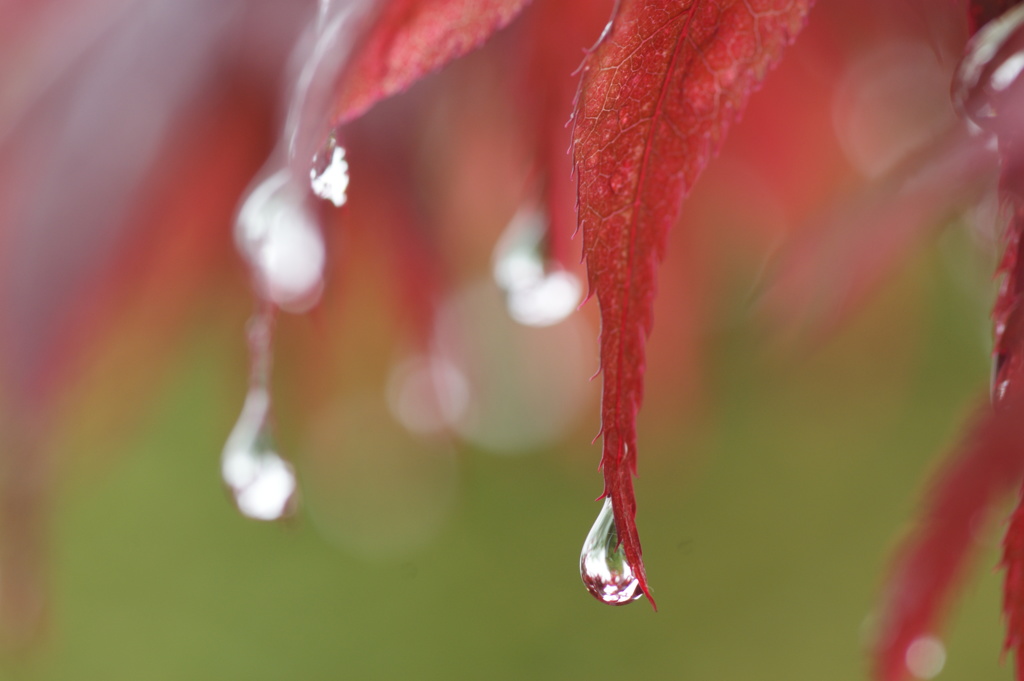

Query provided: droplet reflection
[221,387,298,522]
[580,498,643,606]
[952,4,1024,136]
[310,133,350,207]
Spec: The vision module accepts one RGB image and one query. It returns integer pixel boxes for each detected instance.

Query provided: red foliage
[996,160,1024,681]
[12,0,1024,668]
[1006,486,1024,681]
[570,0,813,605]
[872,4,1024,680]
[331,0,534,125]
[873,396,1024,681]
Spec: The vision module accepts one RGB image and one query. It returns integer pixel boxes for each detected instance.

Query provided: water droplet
[492,204,582,328]
[992,347,1013,403]
[236,169,325,313]
[386,353,469,435]
[310,133,350,207]
[304,396,458,560]
[953,4,1024,137]
[435,281,594,454]
[831,42,953,177]
[579,498,643,605]
[221,386,298,522]
[905,636,946,679]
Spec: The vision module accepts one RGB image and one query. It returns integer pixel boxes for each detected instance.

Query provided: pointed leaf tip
[572,0,813,605]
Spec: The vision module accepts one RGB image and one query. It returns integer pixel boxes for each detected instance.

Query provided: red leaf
[571,0,813,606]
[1005,484,1024,681]
[998,158,1024,681]
[514,0,612,270]
[970,0,1022,32]
[331,0,533,125]
[873,396,1024,681]
[994,164,1024,402]
[761,128,996,345]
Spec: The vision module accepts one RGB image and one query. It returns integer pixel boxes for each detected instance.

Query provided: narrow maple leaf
[762,127,996,344]
[331,0,533,126]
[997,169,1024,680]
[873,395,1024,681]
[571,0,813,605]
[1006,482,1024,681]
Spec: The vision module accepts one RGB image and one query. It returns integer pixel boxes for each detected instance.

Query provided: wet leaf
[571,0,814,605]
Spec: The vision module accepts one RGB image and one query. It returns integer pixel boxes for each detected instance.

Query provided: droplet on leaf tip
[310,134,350,207]
[580,497,644,606]
[222,387,298,522]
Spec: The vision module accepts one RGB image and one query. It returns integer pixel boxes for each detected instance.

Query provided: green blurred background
[2,227,1006,681]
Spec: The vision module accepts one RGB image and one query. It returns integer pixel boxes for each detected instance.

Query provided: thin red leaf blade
[873,396,1024,681]
[1005,483,1024,681]
[331,0,532,125]
[571,0,813,606]
[761,128,996,346]
[999,157,1024,681]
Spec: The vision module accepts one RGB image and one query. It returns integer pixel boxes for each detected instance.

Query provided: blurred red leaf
[762,128,996,345]
[1005,483,1024,681]
[331,0,533,125]
[873,395,1024,681]
[571,0,813,606]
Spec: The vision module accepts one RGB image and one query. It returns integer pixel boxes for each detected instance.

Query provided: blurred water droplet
[386,353,469,435]
[236,169,325,313]
[221,386,298,521]
[304,396,458,560]
[580,498,643,606]
[953,4,1024,138]
[904,636,946,679]
[492,204,581,327]
[221,311,297,521]
[310,133,350,207]
[437,281,594,454]
[832,42,953,177]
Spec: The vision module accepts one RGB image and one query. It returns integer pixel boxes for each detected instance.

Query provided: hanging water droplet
[953,3,1024,138]
[221,386,298,522]
[310,133,350,207]
[580,498,643,605]
[492,204,582,327]
[236,169,325,313]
